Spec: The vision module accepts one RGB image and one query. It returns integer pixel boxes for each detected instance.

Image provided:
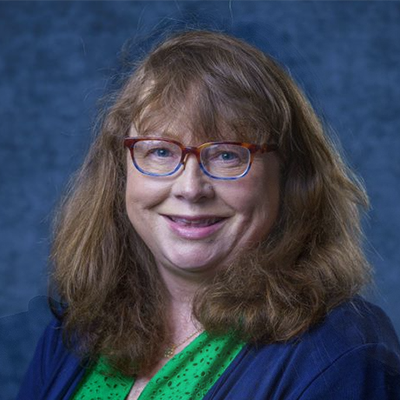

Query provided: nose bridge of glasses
[181,146,202,167]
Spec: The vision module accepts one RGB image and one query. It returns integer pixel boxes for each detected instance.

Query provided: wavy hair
[49,30,371,375]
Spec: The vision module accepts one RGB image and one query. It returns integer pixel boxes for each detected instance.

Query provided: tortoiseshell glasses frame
[124,137,278,180]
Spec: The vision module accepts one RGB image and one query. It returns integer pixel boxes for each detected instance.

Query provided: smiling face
[125,126,281,283]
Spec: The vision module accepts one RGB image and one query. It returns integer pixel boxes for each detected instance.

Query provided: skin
[125,126,280,399]
[125,127,281,291]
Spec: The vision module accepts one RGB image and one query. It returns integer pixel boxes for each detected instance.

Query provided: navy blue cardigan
[17,298,400,399]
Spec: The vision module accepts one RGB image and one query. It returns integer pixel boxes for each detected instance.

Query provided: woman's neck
[166,288,202,343]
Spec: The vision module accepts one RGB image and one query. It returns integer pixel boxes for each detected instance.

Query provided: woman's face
[125,128,280,281]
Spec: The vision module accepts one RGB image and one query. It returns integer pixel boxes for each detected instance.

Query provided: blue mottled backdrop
[0,1,399,398]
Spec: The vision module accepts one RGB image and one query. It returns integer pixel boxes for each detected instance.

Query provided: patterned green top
[72,331,245,400]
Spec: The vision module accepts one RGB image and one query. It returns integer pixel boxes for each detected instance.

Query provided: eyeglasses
[124,137,278,180]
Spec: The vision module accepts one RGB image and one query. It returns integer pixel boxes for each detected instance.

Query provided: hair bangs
[131,68,285,146]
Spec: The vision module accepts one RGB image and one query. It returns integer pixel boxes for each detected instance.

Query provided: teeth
[169,217,221,227]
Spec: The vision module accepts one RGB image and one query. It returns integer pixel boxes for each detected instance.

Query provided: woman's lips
[162,215,227,239]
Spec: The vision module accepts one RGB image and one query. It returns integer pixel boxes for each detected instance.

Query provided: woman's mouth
[167,216,224,227]
[163,215,227,239]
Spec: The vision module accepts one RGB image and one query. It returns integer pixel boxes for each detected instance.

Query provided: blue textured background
[1,2,399,397]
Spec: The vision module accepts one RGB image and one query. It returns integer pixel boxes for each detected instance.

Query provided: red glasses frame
[124,137,278,180]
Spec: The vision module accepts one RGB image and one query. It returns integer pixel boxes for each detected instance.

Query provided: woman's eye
[149,148,173,158]
[205,147,245,167]
[219,151,238,161]
[212,151,241,163]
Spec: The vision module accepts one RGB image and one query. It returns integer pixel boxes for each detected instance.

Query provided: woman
[18,30,400,399]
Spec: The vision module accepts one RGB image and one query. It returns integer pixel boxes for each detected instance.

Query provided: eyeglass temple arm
[259,143,279,153]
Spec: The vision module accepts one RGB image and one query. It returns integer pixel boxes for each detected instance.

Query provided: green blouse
[72,331,245,400]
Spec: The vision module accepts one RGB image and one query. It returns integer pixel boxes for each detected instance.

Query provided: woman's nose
[171,155,215,202]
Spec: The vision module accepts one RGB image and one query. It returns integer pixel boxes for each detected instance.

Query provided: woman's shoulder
[38,314,87,370]
[302,296,400,352]
[39,316,64,346]
[243,296,400,367]
[16,316,86,400]
[271,296,400,381]
[31,316,72,364]
[282,297,400,398]
[205,297,400,400]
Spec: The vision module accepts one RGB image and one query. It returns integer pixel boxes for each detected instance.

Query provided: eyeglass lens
[133,140,251,178]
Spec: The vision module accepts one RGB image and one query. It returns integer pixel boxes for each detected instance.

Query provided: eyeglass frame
[124,136,278,180]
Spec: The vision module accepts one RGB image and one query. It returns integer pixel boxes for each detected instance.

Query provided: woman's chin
[159,252,224,277]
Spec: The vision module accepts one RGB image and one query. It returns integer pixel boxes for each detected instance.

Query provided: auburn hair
[49,30,371,375]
